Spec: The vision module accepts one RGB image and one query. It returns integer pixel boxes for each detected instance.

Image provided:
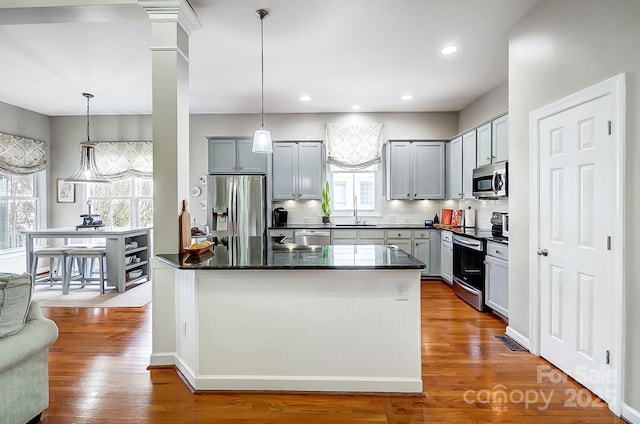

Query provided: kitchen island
[23,227,151,293]
[154,237,424,393]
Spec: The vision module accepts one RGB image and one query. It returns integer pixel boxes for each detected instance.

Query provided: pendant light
[65,92,110,183]
[252,8,272,154]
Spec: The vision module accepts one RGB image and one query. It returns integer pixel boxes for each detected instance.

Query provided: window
[90,177,152,229]
[0,172,42,251]
[329,164,381,216]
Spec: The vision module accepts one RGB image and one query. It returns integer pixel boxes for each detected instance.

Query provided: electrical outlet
[395,281,409,301]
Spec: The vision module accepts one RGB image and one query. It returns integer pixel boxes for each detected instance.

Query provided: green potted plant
[321,181,332,224]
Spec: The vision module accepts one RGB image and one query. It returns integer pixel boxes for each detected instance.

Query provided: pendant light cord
[82,92,94,143]
[260,12,265,129]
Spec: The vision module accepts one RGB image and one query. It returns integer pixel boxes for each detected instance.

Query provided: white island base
[167,268,423,394]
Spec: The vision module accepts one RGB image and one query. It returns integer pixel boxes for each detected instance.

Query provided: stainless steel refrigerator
[207,175,267,239]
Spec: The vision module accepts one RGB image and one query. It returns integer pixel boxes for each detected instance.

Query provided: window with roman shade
[326,122,383,169]
[89,141,153,229]
[0,133,47,175]
[326,122,384,217]
[0,133,46,251]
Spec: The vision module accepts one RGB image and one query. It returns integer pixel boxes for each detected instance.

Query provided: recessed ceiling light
[401,94,413,101]
[351,105,361,110]
[441,45,458,55]
[300,95,311,102]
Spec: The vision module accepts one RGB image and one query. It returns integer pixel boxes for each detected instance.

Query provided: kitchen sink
[335,224,377,227]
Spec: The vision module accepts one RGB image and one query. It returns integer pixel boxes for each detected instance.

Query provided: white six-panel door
[538,95,613,402]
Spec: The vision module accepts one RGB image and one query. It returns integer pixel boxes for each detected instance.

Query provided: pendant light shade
[65,93,110,183]
[252,8,272,154]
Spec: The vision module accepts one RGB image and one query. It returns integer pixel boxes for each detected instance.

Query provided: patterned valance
[95,141,153,180]
[326,122,383,169]
[0,133,47,175]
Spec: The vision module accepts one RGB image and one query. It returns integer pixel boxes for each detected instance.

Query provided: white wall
[509,0,640,415]
[0,101,50,273]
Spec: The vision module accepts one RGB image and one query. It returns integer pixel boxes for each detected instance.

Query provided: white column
[140,0,201,366]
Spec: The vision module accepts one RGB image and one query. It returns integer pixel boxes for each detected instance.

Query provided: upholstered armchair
[0,273,59,424]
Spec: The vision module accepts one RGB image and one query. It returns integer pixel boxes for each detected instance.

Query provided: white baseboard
[506,326,530,350]
[175,361,423,393]
[623,402,640,424]
[149,352,176,367]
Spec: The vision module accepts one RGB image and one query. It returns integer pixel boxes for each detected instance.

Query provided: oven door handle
[455,279,481,295]
[453,237,482,248]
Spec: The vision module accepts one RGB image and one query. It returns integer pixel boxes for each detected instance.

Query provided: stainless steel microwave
[472,162,508,198]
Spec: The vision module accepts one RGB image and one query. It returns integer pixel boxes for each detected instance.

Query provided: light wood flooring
[39,281,624,423]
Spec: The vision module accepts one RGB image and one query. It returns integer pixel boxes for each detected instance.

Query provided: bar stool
[65,247,107,294]
[30,246,71,294]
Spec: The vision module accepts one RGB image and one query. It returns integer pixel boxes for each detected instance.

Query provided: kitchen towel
[464,209,476,228]
[441,209,453,225]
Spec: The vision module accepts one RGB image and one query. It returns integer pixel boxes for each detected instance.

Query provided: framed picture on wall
[56,179,75,203]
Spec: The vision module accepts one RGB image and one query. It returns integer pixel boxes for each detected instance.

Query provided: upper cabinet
[388,141,445,200]
[208,138,268,174]
[272,141,323,200]
[446,131,476,200]
[476,114,508,167]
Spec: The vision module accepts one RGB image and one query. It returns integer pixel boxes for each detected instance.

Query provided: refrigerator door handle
[229,177,236,236]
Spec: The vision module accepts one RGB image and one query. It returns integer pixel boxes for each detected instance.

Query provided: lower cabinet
[485,241,509,318]
[440,231,453,284]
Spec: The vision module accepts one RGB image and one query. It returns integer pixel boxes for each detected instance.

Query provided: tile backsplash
[273,198,508,229]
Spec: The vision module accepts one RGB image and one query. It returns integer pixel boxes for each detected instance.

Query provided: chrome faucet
[354,195,360,224]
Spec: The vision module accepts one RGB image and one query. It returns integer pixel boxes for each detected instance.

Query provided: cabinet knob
[414,193,417,197]
[397,233,401,237]
[496,250,501,254]
[486,157,491,161]
[239,166,243,170]
[406,193,410,197]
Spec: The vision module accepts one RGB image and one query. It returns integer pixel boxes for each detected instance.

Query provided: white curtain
[0,133,47,175]
[326,122,383,169]
[94,141,153,180]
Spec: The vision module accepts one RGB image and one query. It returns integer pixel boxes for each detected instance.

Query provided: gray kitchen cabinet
[389,141,445,200]
[476,113,508,167]
[485,241,509,318]
[440,230,453,284]
[386,230,412,254]
[208,138,268,174]
[462,131,477,199]
[446,136,462,199]
[272,141,322,200]
[492,114,509,163]
[358,229,386,245]
[411,231,431,275]
[476,122,492,167]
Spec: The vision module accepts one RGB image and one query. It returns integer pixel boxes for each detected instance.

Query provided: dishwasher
[294,230,331,246]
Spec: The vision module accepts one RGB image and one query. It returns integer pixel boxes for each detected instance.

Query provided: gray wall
[188,112,458,224]
[509,0,640,413]
[49,114,153,228]
[458,79,508,133]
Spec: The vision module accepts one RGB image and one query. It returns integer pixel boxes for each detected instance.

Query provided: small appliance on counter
[490,211,508,239]
[273,207,288,228]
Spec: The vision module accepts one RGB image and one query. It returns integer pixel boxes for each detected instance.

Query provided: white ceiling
[0,0,538,116]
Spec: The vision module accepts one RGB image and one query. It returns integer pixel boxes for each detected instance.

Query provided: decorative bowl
[183,241,214,256]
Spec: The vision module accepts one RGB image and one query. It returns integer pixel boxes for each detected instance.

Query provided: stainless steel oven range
[452,234,486,311]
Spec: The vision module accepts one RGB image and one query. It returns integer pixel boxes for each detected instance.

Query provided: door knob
[536,249,548,256]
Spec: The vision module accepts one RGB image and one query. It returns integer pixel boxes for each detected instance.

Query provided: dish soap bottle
[433,213,439,224]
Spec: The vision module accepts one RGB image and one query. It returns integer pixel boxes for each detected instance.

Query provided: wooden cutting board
[178,199,191,253]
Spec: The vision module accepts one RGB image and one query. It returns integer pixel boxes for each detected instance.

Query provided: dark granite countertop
[270,224,508,244]
[156,236,425,270]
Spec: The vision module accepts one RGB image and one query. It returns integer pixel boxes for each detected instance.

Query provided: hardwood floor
[39,281,624,423]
